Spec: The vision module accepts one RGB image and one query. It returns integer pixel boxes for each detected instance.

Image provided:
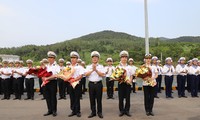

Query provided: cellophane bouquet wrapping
[58,66,78,88]
[110,67,130,84]
[135,65,156,87]
[27,66,52,87]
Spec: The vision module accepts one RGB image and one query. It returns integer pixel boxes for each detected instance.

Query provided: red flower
[28,67,52,86]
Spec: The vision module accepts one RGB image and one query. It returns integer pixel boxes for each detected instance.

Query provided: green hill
[0,30,200,65]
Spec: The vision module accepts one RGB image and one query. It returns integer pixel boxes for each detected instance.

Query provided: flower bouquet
[58,66,78,88]
[27,66,52,87]
[135,65,156,87]
[110,67,130,84]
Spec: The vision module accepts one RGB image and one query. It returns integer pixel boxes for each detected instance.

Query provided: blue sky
[0,0,200,48]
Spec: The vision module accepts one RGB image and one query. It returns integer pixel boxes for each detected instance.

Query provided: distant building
[0,54,20,62]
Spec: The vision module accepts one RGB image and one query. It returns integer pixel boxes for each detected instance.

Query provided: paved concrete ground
[0,90,200,120]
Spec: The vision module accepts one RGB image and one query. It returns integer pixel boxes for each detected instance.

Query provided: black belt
[191,75,198,76]
[89,81,102,84]
[177,75,186,76]
[165,75,173,77]
[26,78,34,80]
[2,78,10,80]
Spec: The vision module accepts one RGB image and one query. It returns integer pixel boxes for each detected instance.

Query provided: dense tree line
[0,30,200,65]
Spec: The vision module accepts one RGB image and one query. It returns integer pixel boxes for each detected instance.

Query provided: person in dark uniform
[43,51,60,117]
[105,57,115,99]
[186,60,192,93]
[175,57,187,98]
[188,58,199,97]
[58,51,84,117]
[77,59,83,99]
[58,58,66,100]
[39,58,49,100]
[1,60,12,100]
[156,60,163,93]
[9,61,14,95]
[162,57,175,98]
[65,61,71,95]
[24,59,35,100]
[152,56,159,98]
[19,61,25,95]
[128,58,137,93]
[81,61,87,95]
[12,60,24,100]
[0,63,3,95]
[117,50,133,117]
[197,60,200,92]
[85,51,105,119]
[142,54,158,116]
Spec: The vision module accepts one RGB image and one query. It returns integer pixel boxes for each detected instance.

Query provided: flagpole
[144,0,149,54]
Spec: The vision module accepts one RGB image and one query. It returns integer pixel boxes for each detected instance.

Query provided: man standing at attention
[85,51,105,119]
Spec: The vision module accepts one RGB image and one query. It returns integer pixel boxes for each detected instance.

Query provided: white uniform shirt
[59,66,65,71]
[71,64,84,79]
[80,66,86,77]
[156,65,162,75]
[1,67,12,79]
[175,64,187,76]
[129,65,138,82]
[116,63,134,80]
[188,65,200,76]
[86,64,106,82]
[162,65,175,76]
[46,62,60,75]
[24,67,35,79]
[104,65,115,77]
[186,65,191,75]
[12,67,24,78]
[143,65,158,86]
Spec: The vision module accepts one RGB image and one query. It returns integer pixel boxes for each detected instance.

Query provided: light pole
[144,0,149,54]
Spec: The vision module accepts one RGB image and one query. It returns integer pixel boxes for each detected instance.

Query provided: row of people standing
[0,58,87,101]
[0,60,35,100]
[41,50,149,118]
[1,50,200,118]
[41,51,157,118]
[152,57,200,98]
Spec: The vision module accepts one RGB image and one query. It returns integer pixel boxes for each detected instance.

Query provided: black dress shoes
[149,112,154,116]
[154,96,159,98]
[68,112,76,117]
[119,112,124,117]
[88,113,96,118]
[125,112,131,117]
[43,112,52,116]
[169,96,174,98]
[52,112,57,117]
[146,112,150,116]
[24,98,30,100]
[1,98,6,100]
[13,98,18,100]
[76,113,81,117]
[98,113,103,118]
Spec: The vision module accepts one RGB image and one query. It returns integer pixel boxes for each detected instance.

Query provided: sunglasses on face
[70,57,77,59]
[48,57,54,59]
